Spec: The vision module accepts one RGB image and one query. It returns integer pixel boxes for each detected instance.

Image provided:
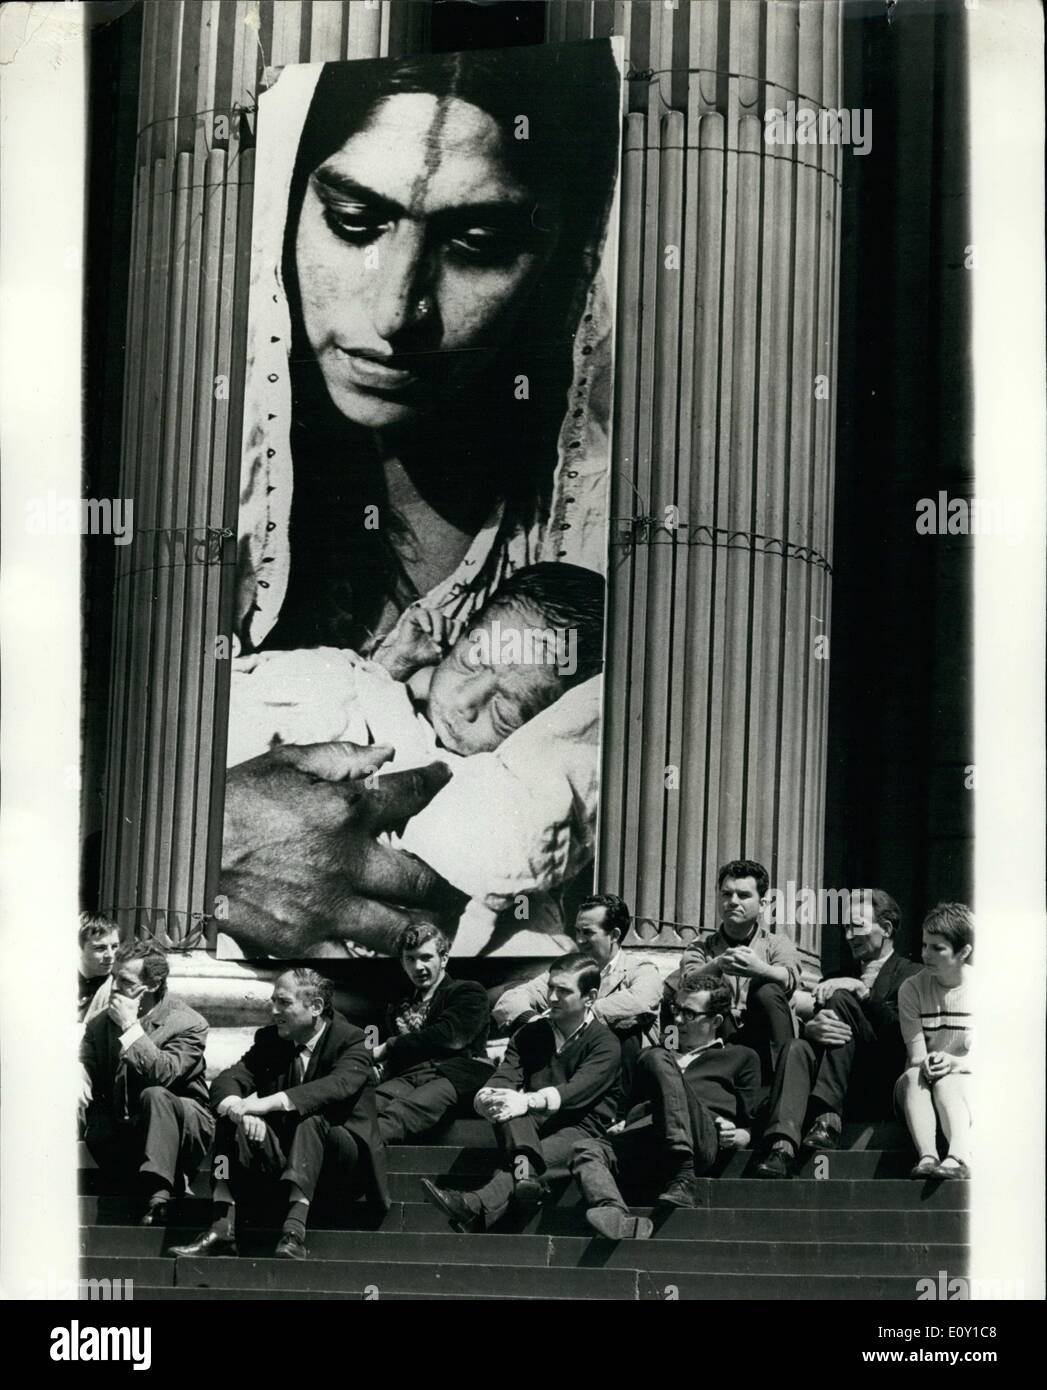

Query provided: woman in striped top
[896,903,974,1179]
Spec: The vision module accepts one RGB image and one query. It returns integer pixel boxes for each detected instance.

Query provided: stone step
[78,1143,932,1185]
[383,1141,922,1179]
[81,1199,966,1244]
[83,1223,969,1271]
[83,1254,642,1299]
[114,1286,551,1301]
[399,1202,967,1242]
[78,1161,962,1208]
[80,1171,968,1218]
[84,1246,966,1296]
[402,1118,914,1151]
[111,1274,934,1301]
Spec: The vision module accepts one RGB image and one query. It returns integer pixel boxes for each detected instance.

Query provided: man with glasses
[755,888,920,1178]
[569,971,761,1239]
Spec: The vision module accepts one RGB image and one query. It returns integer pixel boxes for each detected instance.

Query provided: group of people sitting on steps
[77,859,974,1260]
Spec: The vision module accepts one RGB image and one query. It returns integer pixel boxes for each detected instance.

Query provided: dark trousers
[615,1028,646,1116]
[213,1112,365,1212]
[472,1115,591,1225]
[724,978,796,1081]
[763,989,888,1146]
[376,1072,458,1144]
[85,1087,214,1192]
[570,1049,720,1210]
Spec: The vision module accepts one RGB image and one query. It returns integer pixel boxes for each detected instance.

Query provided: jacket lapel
[601,955,627,996]
[301,1018,333,1084]
[872,953,899,1002]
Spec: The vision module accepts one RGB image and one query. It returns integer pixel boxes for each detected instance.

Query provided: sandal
[910,1154,940,1178]
[931,1156,970,1180]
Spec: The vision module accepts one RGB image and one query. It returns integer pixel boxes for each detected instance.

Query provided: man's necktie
[293,1044,308,1085]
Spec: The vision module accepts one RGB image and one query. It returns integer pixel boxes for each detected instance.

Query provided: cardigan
[486,1015,621,1137]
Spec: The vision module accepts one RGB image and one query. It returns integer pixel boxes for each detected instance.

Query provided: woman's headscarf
[235,42,623,655]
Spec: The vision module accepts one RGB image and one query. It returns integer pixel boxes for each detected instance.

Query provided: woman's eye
[448,227,517,263]
[322,203,387,243]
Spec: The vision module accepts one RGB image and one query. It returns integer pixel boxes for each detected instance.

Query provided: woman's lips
[334,346,417,391]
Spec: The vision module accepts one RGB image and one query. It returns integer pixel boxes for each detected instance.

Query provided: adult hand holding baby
[220,741,468,958]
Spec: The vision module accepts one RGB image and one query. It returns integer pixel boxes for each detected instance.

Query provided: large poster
[219,41,624,959]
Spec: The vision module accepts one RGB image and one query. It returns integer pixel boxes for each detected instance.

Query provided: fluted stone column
[548,1,842,972]
[99,1,429,943]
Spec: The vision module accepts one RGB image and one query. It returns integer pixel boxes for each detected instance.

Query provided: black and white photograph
[0,0,1044,1347]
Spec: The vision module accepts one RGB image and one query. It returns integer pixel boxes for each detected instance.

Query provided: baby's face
[425,605,567,755]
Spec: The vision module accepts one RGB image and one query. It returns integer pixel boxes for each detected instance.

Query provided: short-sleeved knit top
[898,965,973,1063]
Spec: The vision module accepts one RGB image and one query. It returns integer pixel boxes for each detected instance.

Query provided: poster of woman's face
[219,40,624,961]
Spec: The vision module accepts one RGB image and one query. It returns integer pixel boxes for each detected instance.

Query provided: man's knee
[139,1085,176,1113]
[748,979,789,1012]
[821,990,867,1029]
[780,1037,815,1067]
[323,1125,360,1169]
[636,1046,673,1077]
[569,1136,614,1175]
[292,1114,331,1149]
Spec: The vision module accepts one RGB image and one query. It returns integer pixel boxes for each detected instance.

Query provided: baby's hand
[373,606,465,680]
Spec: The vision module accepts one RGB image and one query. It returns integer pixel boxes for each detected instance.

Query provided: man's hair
[400,922,451,958]
[79,911,119,949]
[282,968,334,1014]
[853,888,902,939]
[575,893,630,942]
[922,902,975,962]
[676,972,732,1019]
[482,563,605,687]
[717,859,770,899]
[112,940,169,995]
[549,951,602,998]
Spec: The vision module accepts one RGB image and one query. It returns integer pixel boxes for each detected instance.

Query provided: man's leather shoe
[275,1231,309,1260]
[513,1174,550,1212]
[802,1114,841,1151]
[140,1198,171,1227]
[754,1144,794,1179]
[586,1206,654,1240]
[655,1173,701,1209]
[169,1226,239,1258]
[420,1179,484,1234]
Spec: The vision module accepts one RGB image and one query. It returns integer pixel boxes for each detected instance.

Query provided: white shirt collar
[551,1008,593,1053]
[674,1036,724,1068]
[298,1017,327,1058]
[600,947,622,978]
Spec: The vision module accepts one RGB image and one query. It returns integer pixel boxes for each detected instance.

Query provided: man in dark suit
[755,888,922,1177]
[171,969,387,1261]
[372,923,494,1142]
[571,973,761,1239]
[80,941,214,1226]
[421,953,621,1232]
